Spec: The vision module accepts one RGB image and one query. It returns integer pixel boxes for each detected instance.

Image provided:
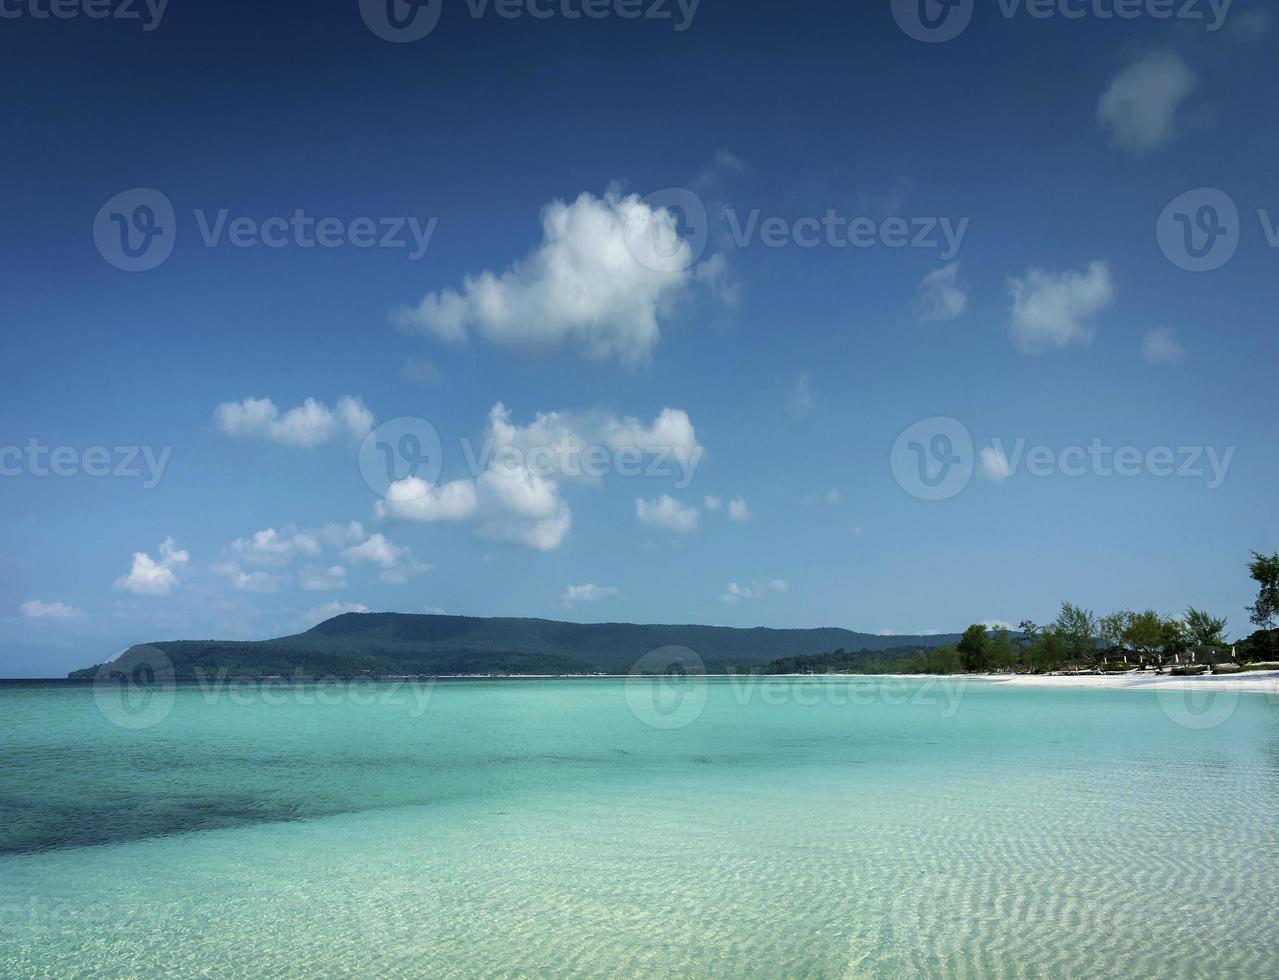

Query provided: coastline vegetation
[750,551,1279,677]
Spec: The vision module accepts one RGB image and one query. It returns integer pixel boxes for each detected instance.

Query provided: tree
[1098,611,1131,663]
[987,626,1017,671]
[1247,551,1279,629]
[1055,602,1098,665]
[1027,628,1065,673]
[957,624,989,673]
[1184,608,1228,660]
[926,644,961,675]
[1122,610,1168,667]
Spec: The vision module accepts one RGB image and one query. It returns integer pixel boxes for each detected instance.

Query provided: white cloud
[229,527,322,566]
[720,579,788,604]
[393,190,718,364]
[19,599,80,621]
[214,395,374,447]
[1141,327,1186,365]
[115,538,189,596]
[378,403,700,553]
[212,562,288,594]
[980,447,1012,482]
[786,372,817,419]
[300,565,348,591]
[704,495,722,511]
[342,533,430,584]
[982,619,1014,631]
[918,262,968,322]
[561,583,621,607]
[1097,52,1195,154]
[636,495,699,534]
[727,496,751,522]
[1008,261,1115,353]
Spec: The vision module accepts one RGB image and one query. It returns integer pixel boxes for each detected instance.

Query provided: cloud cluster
[1097,52,1195,154]
[636,494,700,534]
[720,579,788,604]
[19,599,81,621]
[214,396,374,447]
[561,583,621,607]
[379,403,702,551]
[918,262,968,322]
[115,538,189,596]
[214,522,426,592]
[1008,261,1115,353]
[393,190,718,364]
[1141,327,1185,365]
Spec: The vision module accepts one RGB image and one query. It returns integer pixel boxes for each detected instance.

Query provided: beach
[991,668,1279,694]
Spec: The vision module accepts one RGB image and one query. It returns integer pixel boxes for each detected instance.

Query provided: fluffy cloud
[704,495,722,511]
[1008,261,1115,353]
[1141,327,1186,365]
[214,396,374,447]
[561,583,621,607]
[980,447,1012,482]
[115,538,189,596]
[636,494,700,534]
[392,190,718,364]
[727,496,751,522]
[19,599,80,621]
[720,579,788,604]
[786,372,817,419]
[212,563,288,594]
[379,403,701,552]
[1097,53,1195,154]
[229,527,322,566]
[402,355,443,385]
[918,263,967,322]
[342,533,430,584]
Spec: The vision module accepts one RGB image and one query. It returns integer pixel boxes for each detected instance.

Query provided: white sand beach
[991,670,1279,695]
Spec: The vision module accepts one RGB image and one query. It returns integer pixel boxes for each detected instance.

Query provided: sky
[2,0,1277,676]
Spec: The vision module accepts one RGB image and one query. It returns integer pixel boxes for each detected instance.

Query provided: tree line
[779,551,1279,676]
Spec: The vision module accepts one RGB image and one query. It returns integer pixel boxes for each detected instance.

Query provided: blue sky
[2,0,1277,675]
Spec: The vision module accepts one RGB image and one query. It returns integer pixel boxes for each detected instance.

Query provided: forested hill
[69,612,962,678]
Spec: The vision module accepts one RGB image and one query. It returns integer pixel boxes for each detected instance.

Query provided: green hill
[69,612,962,679]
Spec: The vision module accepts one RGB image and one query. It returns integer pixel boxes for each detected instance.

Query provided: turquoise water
[1,676,1277,977]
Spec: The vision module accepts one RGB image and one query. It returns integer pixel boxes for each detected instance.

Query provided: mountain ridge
[69,612,964,678]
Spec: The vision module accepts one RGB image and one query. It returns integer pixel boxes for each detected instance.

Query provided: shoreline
[984,669,1279,694]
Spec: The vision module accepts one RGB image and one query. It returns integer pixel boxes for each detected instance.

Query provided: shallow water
[1,676,1276,977]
